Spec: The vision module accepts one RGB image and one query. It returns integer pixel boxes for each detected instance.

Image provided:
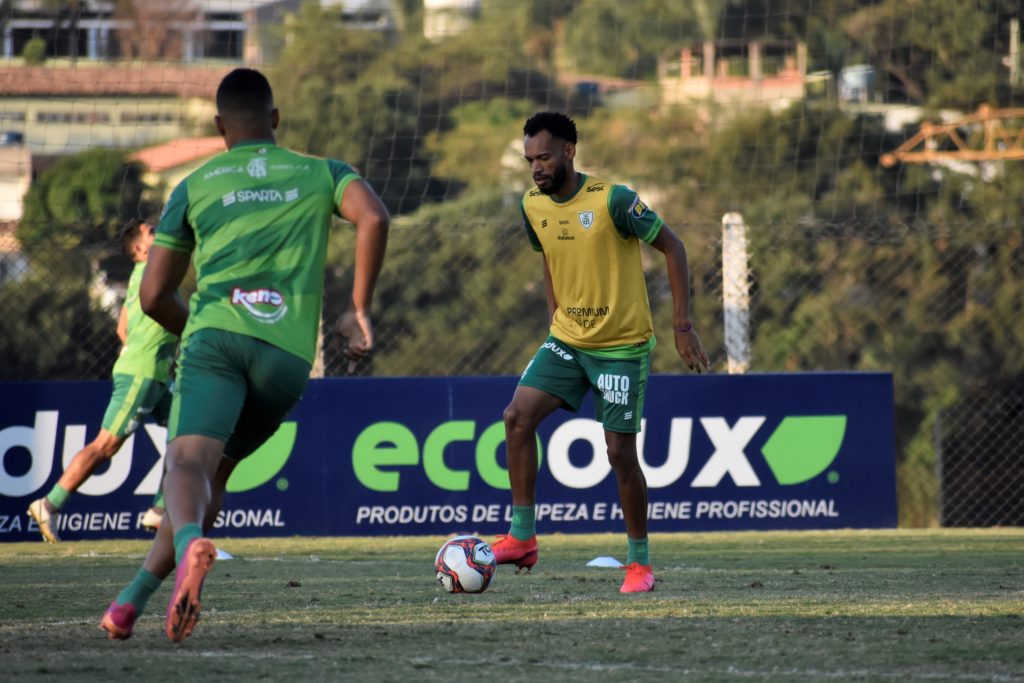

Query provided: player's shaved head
[523,112,578,144]
[216,68,275,121]
[214,68,279,147]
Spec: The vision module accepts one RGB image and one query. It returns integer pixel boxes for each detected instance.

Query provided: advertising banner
[0,373,895,541]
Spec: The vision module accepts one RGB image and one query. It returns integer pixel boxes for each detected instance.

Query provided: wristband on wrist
[674,322,693,334]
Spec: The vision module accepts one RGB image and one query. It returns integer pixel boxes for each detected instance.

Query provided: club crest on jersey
[578,210,594,229]
[247,158,268,179]
[629,195,648,218]
[231,287,288,323]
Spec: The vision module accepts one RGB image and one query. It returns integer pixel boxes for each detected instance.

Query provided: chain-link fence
[4,209,1022,527]
[3,0,1022,529]
[938,384,1024,527]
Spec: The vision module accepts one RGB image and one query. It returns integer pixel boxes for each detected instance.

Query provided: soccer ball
[435,535,496,594]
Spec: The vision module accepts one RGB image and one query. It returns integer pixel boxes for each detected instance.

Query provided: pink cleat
[491,534,538,573]
[165,538,216,642]
[100,601,138,640]
[620,562,655,593]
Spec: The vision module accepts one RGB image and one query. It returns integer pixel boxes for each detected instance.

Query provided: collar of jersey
[549,173,588,204]
[229,139,277,150]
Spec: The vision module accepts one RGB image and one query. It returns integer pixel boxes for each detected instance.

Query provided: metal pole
[1010,18,1021,88]
[722,212,751,374]
[310,314,325,379]
[934,408,945,527]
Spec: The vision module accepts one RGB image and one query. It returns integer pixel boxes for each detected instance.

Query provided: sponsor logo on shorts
[231,287,288,323]
[597,373,630,406]
[542,341,574,361]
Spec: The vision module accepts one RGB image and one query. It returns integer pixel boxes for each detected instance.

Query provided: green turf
[2,530,1023,682]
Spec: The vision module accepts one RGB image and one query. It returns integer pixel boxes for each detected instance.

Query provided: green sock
[173,523,203,565]
[45,484,70,511]
[114,568,162,612]
[151,490,165,509]
[509,505,536,541]
[627,537,649,566]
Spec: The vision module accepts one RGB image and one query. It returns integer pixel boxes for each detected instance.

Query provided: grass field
[2,530,1023,682]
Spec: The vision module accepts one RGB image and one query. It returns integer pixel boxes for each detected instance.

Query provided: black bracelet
[674,322,693,334]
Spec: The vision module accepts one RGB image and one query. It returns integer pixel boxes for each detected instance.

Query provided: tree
[716,0,871,74]
[559,0,704,78]
[270,3,569,215]
[21,36,46,65]
[842,0,1018,107]
[19,148,152,254]
[424,97,535,192]
[10,148,154,381]
[0,258,118,380]
[321,189,547,377]
[40,0,82,61]
[114,0,201,61]
[269,5,429,214]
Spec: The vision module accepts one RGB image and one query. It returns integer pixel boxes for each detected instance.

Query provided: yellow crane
[880,105,1024,167]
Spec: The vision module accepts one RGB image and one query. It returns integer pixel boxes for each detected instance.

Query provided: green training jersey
[520,174,664,349]
[154,141,360,364]
[112,261,179,381]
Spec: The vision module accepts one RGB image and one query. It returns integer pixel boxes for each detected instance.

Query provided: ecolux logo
[351,415,847,492]
[1,414,844,498]
[0,412,297,498]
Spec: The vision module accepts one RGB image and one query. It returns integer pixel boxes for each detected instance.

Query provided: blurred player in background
[99,68,389,643]
[27,219,177,543]
[493,111,710,593]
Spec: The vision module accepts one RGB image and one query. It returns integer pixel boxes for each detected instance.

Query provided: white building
[0,139,31,222]
[320,0,396,32]
[422,0,478,41]
[1,0,398,63]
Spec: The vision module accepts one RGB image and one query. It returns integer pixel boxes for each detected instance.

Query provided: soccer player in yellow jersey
[492,112,710,593]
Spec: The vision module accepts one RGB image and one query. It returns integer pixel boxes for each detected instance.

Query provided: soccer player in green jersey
[99,68,389,642]
[27,219,177,543]
[492,112,710,593]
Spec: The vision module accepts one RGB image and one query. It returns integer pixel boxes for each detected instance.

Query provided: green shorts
[169,328,311,460]
[519,335,651,434]
[101,374,173,438]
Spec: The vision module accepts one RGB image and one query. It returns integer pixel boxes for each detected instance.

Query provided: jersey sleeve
[153,180,194,253]
[608,185,663,243]
[328,159,361,217]
[520,199,543,252]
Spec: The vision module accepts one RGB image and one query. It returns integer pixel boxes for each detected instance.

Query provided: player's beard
[535,163,568,195]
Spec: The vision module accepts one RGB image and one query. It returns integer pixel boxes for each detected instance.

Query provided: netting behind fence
[939,385,1024,527]
[3,1,1024,526]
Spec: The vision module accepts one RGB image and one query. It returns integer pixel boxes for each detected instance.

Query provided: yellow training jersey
[520,174,664,349]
